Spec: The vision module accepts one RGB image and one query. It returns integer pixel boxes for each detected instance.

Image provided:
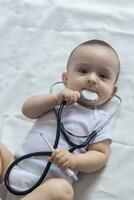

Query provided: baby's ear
[112,85,118,96]
[62,72,68,85]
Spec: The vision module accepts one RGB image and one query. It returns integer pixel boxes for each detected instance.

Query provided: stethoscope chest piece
[81,90,99,101]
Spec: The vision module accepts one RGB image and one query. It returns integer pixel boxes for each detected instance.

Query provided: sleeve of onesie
[90,110,113,144]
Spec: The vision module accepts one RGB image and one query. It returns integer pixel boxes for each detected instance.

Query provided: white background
[0,0,134,199]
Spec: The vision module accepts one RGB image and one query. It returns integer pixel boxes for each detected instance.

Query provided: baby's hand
[55,88,80,105]
[50,148,77,171]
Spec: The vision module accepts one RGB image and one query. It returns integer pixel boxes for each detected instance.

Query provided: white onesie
[3,103,112,199]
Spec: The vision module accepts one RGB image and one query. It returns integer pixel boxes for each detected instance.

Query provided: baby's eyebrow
[99,67,112,74]
[77,63,96,70]
[99,67,112,73]
[77,62,90,67]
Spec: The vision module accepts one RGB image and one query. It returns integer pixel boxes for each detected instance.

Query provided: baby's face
[62,44,119,107]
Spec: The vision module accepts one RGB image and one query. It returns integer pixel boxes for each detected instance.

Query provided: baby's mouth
[80,89,99,101]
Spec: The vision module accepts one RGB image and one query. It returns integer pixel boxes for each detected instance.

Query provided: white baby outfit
[1,103,112,200]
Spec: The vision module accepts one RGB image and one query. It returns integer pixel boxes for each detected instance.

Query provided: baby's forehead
[70,44,118,65]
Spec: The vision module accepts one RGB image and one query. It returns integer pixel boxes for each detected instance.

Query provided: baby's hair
[67,39,120,83]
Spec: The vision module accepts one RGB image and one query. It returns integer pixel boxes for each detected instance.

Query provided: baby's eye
[79,69,88,74]
[99,74,109,80]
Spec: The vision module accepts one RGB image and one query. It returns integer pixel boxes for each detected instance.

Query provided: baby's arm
[22,89,80,119]
[51,139,110,173]
[22,94,58,119]
[73,139,110,172]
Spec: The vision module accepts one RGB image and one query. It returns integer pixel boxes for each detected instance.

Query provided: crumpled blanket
[0,0,134,200]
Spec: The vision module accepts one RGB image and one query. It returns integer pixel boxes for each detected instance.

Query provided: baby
[0,39,120,200]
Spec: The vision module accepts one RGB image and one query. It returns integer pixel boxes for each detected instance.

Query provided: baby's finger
[75,91,81,100]
[51,150,65,163]
[60,160,70,171]
[67,92,80,104]
[56,156,68,167]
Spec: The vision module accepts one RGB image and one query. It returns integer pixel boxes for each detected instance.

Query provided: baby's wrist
[53,94,62,105]
[71,154,78,170]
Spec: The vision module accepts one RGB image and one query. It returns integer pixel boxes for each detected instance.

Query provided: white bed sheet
[0,0,134,199]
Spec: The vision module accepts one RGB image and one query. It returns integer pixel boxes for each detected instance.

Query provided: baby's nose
[86,73,97,86]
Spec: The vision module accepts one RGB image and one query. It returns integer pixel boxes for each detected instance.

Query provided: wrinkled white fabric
[0,0,134,200]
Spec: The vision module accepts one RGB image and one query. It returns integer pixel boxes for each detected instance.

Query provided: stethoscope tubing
[5,152,52,195]
[5,102,63,195]
[4,87,121,195]
[4,101,99,195]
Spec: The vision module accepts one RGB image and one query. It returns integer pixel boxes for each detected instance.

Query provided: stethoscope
[4,82,121,196]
